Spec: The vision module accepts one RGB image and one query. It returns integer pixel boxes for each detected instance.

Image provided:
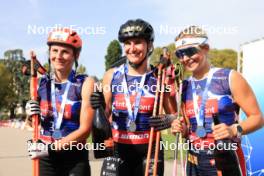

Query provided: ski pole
[30,51,39,176]
[29,51,47,176]
[146,47,170,176]
[172,63,185,176]
[153,67,166,176]
[173,85,182,176]
[145,62,163,176]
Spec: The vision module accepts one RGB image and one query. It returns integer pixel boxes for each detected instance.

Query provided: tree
[2,59,30,119]
[43,62,50,73]
[77,64,86,74]
[208,49,237,70]
[105,40,122,71]
[4,49,24,60]
[0,62,13,111]
[0,49,29,119]
[151,45,237,77]
[150,43,192,78]
[150,43,178,66]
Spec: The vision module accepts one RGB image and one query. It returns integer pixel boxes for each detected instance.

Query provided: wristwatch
[235,124,243,138]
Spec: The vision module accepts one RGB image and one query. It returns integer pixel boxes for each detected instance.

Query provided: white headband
[175,37,208,49]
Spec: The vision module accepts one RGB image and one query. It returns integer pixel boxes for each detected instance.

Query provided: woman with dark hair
[91,19,176,176]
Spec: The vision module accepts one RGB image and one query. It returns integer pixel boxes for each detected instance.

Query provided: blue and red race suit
[182,68,246,176]
[101,64,164,176]
[37,70,90,176]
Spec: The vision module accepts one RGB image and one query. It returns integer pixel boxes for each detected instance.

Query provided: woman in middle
[91,19,176,176]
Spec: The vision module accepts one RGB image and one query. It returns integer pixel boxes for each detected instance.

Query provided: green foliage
[105,40,122,71]
[150,43,191,78]
[162,133,186,160]
[77,64,87,74]
[150,43,178,66]
[0,62,13,110]
[0,59,30,117]
[0,113,9,120]
[43,62,50,73]
[208,49,237,70]
[4,49,23,60]
[150,45,238,78]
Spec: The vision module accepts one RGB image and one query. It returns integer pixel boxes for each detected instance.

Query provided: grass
[87,131,187,161]
[161,132,187,160]
[87,136,92,143]
[162,133,176,160]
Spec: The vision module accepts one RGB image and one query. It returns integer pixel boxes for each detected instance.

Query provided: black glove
[149,114,177,131]
[90,92,106,109]
[150,64,158,78]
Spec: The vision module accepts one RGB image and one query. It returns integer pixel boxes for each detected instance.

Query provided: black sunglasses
[175,47,200,59]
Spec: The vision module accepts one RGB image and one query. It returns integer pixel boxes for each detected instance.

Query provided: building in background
[4,49,25,61]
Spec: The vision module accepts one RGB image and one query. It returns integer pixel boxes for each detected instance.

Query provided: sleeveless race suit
[182,68,246,176]
[101,64,164,176]
[37,70,90,176]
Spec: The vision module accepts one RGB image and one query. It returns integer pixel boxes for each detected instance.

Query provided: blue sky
[0,0,263,78]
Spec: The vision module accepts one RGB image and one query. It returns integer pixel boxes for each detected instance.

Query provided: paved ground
[0,127,177,176]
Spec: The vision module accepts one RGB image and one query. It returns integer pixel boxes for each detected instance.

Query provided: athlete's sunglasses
[175,47,200,59]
